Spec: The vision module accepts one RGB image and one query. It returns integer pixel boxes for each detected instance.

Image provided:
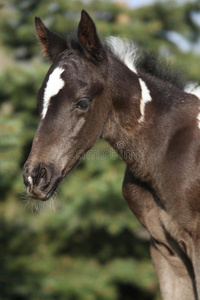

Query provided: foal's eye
[75,99,91,110]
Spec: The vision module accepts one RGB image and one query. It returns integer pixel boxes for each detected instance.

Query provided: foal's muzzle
[23,162,61,201]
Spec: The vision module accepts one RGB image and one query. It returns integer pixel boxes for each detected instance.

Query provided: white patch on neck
[138,78,152,123]
[184,82,200,129]
[197,113,200,129]
[105,36,138,73]
[42,67,65,119]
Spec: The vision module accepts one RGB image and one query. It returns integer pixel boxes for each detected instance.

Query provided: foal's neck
[103,57,199,181]
[102,59,151,178]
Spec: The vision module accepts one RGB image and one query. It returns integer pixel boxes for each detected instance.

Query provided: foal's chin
[26,188,53,202]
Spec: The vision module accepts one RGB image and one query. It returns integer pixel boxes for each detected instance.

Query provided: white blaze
[138,78,152,123]
[42,67,65,119]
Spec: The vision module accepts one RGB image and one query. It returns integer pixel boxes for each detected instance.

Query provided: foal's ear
[35,17,67,61]
[78,10,107,63]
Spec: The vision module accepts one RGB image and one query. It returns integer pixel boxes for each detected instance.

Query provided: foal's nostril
[40,168,46,178]
[23,164,50,189]
[38,168,48,188]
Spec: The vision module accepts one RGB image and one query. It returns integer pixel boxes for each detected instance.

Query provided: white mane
[105,36,138,73]
[184,82,200,99]
[105,36,200,101]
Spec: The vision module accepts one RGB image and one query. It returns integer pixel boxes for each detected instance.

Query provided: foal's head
[23,10,114,200]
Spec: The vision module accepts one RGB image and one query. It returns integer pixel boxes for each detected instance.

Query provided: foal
[23,10,200,299]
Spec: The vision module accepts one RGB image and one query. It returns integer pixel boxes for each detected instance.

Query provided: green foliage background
[0,0,200,299]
